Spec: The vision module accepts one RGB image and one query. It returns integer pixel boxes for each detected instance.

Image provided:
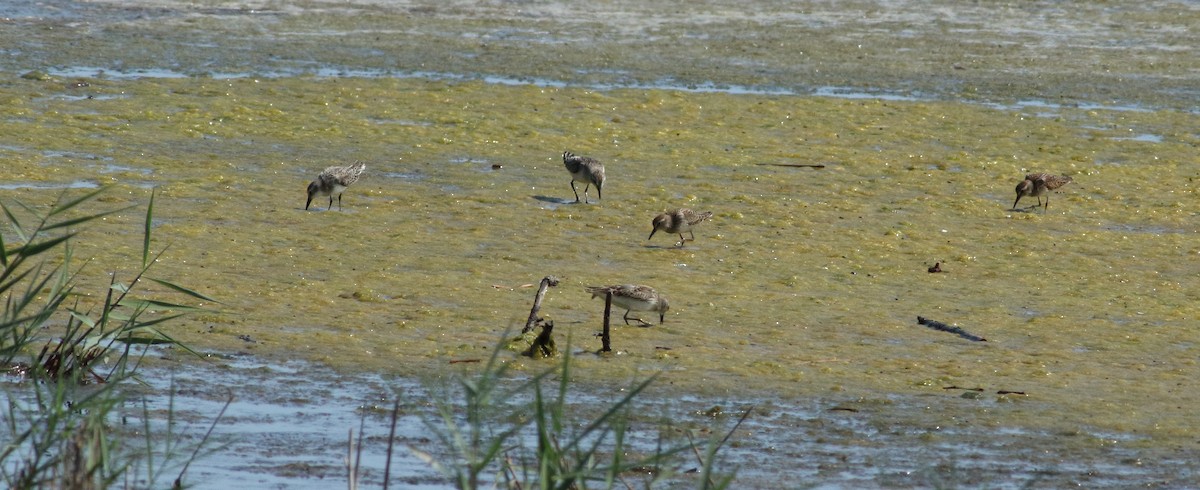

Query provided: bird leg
[570,181,582,202]
[623,311,652,327]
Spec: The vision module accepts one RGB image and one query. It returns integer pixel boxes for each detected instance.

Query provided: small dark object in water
[491,164,503,170]
[755,162,827,169]
[928,262,943,273]
[523,320,556,359]
[942,386,984,391]
[997,390,1027,396]
[917,316,987,342]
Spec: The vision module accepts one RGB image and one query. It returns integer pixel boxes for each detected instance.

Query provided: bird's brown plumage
[1014,172,1072,211]
[649,208,714,246]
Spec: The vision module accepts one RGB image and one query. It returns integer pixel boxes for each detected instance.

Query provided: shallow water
[2,0,1200,487]
[118,355,1199,488]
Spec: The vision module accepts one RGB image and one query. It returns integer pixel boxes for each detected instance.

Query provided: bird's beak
[648,229,657,240]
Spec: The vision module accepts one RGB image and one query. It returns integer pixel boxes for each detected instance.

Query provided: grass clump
[410,339,743,490]
[0,188,218,489]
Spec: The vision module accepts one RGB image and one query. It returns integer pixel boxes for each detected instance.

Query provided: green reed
[410,336,741,490]
[0,188,219,489]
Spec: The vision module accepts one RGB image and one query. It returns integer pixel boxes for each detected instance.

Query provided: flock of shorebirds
[303,155,1073,329]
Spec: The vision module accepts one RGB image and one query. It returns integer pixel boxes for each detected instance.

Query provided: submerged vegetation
[0,189,219,489]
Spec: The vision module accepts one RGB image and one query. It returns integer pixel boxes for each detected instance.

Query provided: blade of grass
[46,186,107,217]
[12,233,77,258]
[147,278,221,304]
[173,391,233,489]
[0,201,28,243]
[40,207,134,233]
[142,189,154,269]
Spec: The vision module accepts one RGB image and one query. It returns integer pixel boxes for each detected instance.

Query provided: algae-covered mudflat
[2,0,1198,487]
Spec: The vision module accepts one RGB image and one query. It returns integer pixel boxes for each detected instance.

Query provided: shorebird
[562,151,605,203]
[306,161,366,211]
[585,284,669,326]
[649,208,714,247]
[1013,172,1072,212]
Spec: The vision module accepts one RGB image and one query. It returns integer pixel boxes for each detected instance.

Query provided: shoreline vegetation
[0,189,741,488]
[0,189,220,488]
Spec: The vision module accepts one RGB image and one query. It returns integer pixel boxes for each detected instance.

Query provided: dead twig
[522,276,559,334]
[600,291,612,353]
[755,163,827,168]
[917,316,987,342]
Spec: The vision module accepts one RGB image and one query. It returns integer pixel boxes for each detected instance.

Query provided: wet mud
[2,0,1199,487]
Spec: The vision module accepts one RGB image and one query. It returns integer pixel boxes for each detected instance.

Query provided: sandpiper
[649,208,714,247]
[585,284,669,326]
[562,151,605,203]
[306,161,366,211]
[1013,172,1072,211]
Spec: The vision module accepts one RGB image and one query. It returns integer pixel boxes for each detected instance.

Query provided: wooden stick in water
[522,275,559,334]
[601,291,613,352]
[755,163,827,168]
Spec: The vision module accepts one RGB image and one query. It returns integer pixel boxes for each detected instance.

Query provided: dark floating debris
[755,163,827,169]
[917,316,987,342]
[945,386,1028,396]
[928,262,943,273]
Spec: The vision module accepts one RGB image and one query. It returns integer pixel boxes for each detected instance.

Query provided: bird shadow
[1009,206,1044,213]
[643,243,693,250]
[532,195,576,204]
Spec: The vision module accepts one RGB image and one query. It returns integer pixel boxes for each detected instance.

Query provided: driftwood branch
[521,276,559,334]
[518,275,560,358]
[600,291,613,352]
[755,163,827,168]
[917,316,987,342]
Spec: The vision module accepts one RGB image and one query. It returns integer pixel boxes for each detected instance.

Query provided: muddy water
[3,0,1200,486]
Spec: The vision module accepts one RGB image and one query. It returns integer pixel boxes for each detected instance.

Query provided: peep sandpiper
[649,208,714,247]
[1013,172,1072,211]
[306,161,366,211]
[585,284,670,326]
[562,151,605,203]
